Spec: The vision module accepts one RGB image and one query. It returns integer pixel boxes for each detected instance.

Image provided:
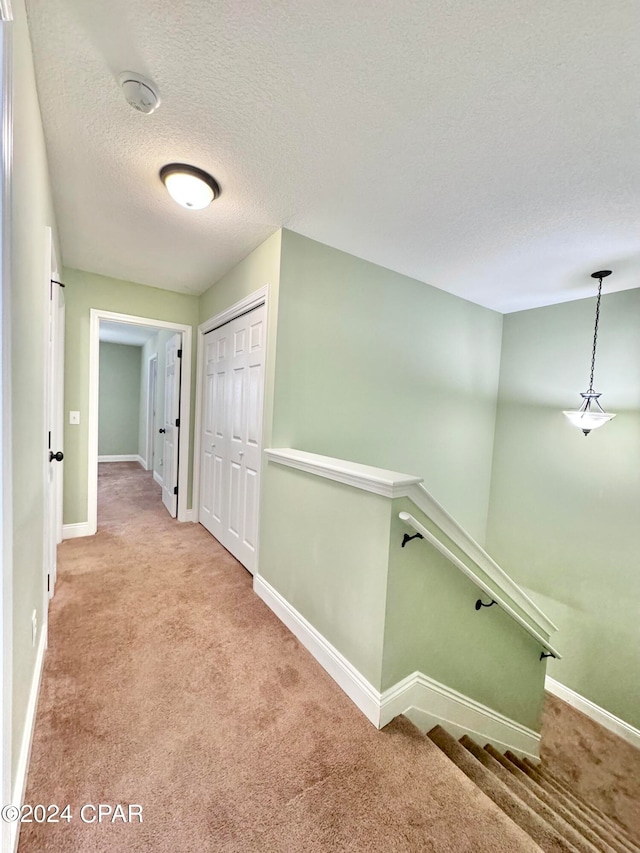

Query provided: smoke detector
[119,71,161,115]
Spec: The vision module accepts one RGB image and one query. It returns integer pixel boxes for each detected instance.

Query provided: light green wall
[486,289,640,728]
[260,464,391,687]
[98,343,141,456]
[10,0,61,787]
[63,269,199,523]
[384,498,545,729]
[274,230,503,545]
[258,464,544,728]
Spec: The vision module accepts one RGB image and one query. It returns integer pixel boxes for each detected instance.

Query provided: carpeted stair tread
[427,726,580,853]
[459,736,602,853]
[503,752,639,853]
[486,742,629,853]
[505,751,638,853]
[522,759,640,850]
[519,759,640,853]
[486,744,634,853]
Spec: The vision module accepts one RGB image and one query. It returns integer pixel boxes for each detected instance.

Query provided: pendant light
[563,270,616,436]
[160,164,220,210]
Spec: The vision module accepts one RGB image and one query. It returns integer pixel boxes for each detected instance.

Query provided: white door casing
[44,227,64,609]
[85,310,192,536]
[199,304,266,573]
[161,333,182,517]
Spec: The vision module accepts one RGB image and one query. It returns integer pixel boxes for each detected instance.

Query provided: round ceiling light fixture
[160,163,221,210]
[119,71,161,115]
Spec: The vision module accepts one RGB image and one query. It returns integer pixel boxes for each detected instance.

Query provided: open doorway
[88,310,192,534]
[97,319,183,523]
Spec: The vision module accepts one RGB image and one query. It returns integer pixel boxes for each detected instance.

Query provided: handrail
[265,448,558,637]
[399,512,562,660]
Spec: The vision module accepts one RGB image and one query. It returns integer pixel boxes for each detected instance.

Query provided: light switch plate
[69,411,80,424]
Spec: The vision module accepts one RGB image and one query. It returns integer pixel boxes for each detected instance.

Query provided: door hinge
[47,575,50,592]
[173,486,178,495]
[177,349,182,358]
[175,418,180,428]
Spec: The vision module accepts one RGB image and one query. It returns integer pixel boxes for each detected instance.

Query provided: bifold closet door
[199,305,266,573]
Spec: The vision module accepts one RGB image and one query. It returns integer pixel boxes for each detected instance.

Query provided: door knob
[49,451,64,462]
[239,451,244,458]
[159,428,166,434]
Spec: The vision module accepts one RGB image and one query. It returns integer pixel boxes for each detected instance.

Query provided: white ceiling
[99,320,157,346]
[25,0,640,313]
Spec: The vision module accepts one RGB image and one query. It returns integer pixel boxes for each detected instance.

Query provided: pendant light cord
[588,275,603,392]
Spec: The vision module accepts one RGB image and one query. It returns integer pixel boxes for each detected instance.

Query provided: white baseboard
[153,471,163,487]
[97,454,144,465]
[254,575,540,760]
[545,676,640,751]
[11,629,46,852]
[62,522,94,540]
[382,672,540,760]
[254,575,382,725]
[182,509,196,522]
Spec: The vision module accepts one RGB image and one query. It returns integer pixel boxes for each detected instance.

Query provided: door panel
[199,303,266,573]
[161,333,182,517]
[243,466,258,551]
[229,460,242,537]
[46,274,65,599]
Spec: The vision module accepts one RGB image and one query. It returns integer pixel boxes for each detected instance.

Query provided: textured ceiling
[25,0,640,312]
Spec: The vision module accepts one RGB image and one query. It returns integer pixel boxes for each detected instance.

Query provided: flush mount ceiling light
[563,270,616,436]
[159,164,220,210]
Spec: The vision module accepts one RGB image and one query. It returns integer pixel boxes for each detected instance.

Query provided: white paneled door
[46,258,65,600]
[162,333,182,517]
[199,304,266,573]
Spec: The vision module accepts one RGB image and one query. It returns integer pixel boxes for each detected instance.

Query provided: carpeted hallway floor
[18,463,640,851]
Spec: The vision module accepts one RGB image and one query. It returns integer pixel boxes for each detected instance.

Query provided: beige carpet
[540,695,640,841]
[427,726,639,853]
[16,463,637,851]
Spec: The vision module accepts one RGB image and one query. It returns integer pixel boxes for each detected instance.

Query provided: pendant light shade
[563,392,615,433]
[160,163,220,210]
[563,270,616,436]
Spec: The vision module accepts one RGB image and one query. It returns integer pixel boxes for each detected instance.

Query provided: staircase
[426,723,639,853]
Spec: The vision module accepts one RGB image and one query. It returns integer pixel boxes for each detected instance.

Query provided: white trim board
[89,310,192,534]
[62,522,93,540]
[264,448,422,498]
[97,454,144,465]
[153,471,163,488]
[254,575,540,760]
[382,673,540,760]
[545,677,640,751]
[11,628,46,853]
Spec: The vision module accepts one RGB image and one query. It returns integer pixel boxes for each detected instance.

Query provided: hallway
[18,463,545,852]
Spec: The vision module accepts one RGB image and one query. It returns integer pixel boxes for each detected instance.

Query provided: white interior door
[45,234,65,603]
[199,304,266,573]
[161,333,182,517]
